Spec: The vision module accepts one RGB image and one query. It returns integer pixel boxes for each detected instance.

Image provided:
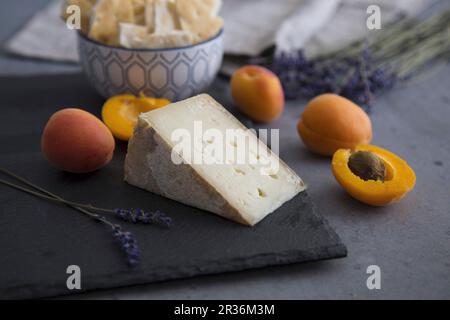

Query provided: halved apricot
[102,94,171,141]
[332,144,416,206]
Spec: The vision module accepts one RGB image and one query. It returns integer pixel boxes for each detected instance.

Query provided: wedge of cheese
[124,94,306,226]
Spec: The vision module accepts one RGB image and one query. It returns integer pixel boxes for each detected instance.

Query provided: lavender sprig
[0,171,171,228]
[112,225,140,267]
[265,10,450,112]
[0,167,159,267]
[271,49,395,112]
[114,208,172,228]
[90,214,141,267]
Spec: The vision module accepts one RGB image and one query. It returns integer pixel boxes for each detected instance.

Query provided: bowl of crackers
[66,0,224,100]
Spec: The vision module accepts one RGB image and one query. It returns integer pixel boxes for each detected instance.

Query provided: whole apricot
[297,94,372,156]
[231,65,284,122]
[41,108,115,173]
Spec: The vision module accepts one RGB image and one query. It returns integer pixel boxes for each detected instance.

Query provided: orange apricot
[332,144,416,206]
[231,65,284,123]
[102,94,171,141]
[41,108,115,173]
[297,94,372,156]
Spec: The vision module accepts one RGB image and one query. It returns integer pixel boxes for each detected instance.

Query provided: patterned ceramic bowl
[77,30,224,101]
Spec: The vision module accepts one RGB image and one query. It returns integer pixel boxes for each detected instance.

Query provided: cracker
[120,22,193,49]
[114,0,135,24]
[201,0,222,16]
[139,30,194,48]
[89,0,135,46]
[175,0,223,42]
[119,23,148,48]
[153,0,180,34]
[86,0,222,47]
[175,0,221,20]
[131,0,146,25]
[193,16,223,42]
[144,0,156,33]
[89,0,118,45]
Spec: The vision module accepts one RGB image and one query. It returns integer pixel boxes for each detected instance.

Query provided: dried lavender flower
[114,208,172,228]
[112,225,140,267]
[269,48,399,112]
[266,11,450,112]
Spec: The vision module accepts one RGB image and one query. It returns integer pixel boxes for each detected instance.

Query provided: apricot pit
[348,151,386,182]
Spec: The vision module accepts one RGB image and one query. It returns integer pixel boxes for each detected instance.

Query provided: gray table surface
[1,0,449,300]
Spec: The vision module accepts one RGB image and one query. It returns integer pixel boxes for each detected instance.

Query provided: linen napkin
[4,0,435,63]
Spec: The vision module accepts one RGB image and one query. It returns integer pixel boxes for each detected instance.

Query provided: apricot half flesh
[332,145,416,206]
[102,94,171,141]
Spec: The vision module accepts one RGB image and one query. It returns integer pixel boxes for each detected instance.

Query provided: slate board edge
[2,243,347,300]
[1,192,347,300]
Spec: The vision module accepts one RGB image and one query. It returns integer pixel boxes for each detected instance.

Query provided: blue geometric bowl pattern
[77,30,224,101]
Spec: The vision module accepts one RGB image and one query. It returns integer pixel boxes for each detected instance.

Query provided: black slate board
[0,74,346,299]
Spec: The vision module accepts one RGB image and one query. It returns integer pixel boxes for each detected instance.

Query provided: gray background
[1,0,449,299]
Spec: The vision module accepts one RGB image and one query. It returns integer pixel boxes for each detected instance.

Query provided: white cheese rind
[124,94,306,226]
